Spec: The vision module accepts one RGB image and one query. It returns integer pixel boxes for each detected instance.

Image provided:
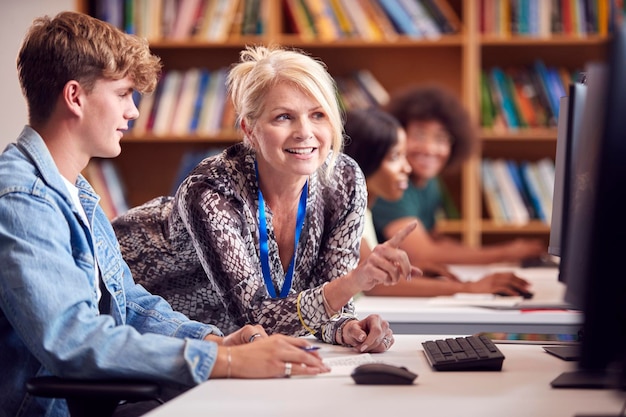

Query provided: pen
[301,345,321,352]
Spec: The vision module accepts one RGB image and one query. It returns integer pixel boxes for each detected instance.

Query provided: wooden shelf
[79,0,611,247]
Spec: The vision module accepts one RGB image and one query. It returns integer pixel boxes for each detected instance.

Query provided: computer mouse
[351,363,418,385]
[495,290,534,299]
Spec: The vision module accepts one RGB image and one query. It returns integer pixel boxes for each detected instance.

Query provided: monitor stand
[553,371,626,417]
[551,370,617,389]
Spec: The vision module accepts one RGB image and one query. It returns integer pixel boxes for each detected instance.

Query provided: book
[512,67,550,127]
[198,0,241,41]
[284,0,317,39]
[503,67,529,128]
[506,159,537,220]
[518,160,547,222]
[152,70,183,136]
[96,0,124,29]
[533,60,560,125]
[489,67,520,129]
[189,69,211,133]
[357,0,399,40]
[328,0,357,37]
[197,68,228,136]
[491,158,530,224]
[480,70,496,127]
[397,0,442,39]
[242,0,262,35]
[481,158,509,223]
[170,68,202,136]
[303,0,341,41]
[339,0,379,40]
[353,69,390,107]
[483,69,507,131]
[132,87,157,136]
[170,0,204,39]
[519,160,547,222]
[421,0,461,34]
[378,0,422,37]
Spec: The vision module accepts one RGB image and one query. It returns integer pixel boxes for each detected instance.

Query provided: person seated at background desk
[113,45,419,354]
[344,108,531,296]
[0,13,329,417]
[371,85,545,266]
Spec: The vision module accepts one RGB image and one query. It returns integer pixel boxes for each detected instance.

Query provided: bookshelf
[78,0,615,248]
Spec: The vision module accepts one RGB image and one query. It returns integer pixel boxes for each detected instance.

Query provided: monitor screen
[552,20,626,389]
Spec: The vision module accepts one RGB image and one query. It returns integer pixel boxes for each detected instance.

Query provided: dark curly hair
[385,84,477,174]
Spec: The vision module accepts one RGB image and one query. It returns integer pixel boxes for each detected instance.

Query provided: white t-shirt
[62,177,102,303]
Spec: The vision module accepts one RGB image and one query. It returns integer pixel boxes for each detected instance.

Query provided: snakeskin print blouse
[113,143,367,343]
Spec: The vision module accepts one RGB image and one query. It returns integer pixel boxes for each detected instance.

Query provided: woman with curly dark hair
[345,107,532,297]
[371,85,545,266]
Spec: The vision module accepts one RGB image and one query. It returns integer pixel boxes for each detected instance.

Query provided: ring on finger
[248,333,262,343]
[382,337,391,348]
[284,362,292,378]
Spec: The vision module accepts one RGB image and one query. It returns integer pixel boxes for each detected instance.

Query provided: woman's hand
[213,334,330,379]
[222,324,268,346]
[467,272,531,295]
[340,314,394,353]
[352,221,422,291]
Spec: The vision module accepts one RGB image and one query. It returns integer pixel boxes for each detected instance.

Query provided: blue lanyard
[255,161,308,298]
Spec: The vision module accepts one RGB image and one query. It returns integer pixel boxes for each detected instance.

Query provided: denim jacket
[0,127,223,417]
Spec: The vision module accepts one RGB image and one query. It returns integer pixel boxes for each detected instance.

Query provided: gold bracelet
[296,292,317,335]
[227,347,232,379]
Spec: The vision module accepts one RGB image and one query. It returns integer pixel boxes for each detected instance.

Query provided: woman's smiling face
[367,128,411,203]
[405,119,452,185]
[246,82,332,183]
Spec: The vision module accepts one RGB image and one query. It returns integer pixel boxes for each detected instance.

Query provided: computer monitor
[551,21,626,390]
[548,82,587,261]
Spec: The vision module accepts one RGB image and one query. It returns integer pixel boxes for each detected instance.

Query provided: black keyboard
[422,335,505,371]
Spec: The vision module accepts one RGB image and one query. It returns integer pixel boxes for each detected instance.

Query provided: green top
[371,177,442,242]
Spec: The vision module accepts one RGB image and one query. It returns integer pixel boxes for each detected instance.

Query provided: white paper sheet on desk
[318,353,378,377]
[426,293,523,307]
[426,294,573,310]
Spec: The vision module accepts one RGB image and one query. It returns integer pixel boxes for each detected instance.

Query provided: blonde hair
[227,45,344,171]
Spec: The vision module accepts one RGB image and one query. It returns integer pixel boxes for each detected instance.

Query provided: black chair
[26,376,163,417]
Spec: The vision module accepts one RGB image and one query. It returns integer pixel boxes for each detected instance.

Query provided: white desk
[144,335,625,417]
[355,265,583,335]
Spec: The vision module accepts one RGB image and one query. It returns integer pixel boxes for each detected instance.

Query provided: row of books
[91,0,461,41]
[481,158,555,225]
[93,0,263,40]
[479,0,617,37]
[284,0,460,41]
[132,67,234,137]
[480,60,581,130]
[129,67,389,137]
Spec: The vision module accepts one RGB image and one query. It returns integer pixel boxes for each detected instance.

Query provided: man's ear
[63,80,83,117]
